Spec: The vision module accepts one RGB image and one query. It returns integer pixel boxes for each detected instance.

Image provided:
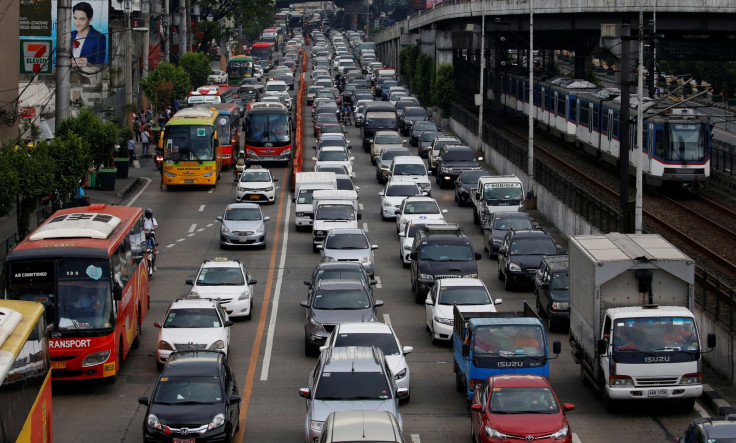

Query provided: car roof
[392,155,424,164]
[314,261,367,272]
[326,228,366,236]
[404,196,437,203]
[508,229,552,239]
[541,255,569,271]
[335,322,393,335]
[375,130,400,136]
[489,374,551,388]
[321,346,384,372]
[493,212,532,220]
[325,410,402,442]
[316,279,367,290]
[163,351,223,377]
[690,418,736,438]
[434,277,486,287]
[227,202,261,209]
[169,296,222,310]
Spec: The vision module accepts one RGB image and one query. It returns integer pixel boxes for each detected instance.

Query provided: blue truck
[452,302,561,401]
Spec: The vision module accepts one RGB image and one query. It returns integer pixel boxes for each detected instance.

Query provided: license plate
[238,236,248,242]
[173,439,194,443]
[648,389,667,397]
[249,195,260,199]
[184,179,193,184]
[51,361,66,369]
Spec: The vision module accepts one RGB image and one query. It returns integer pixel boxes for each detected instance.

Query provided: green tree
[179,51,212,89]
[0,145,19,216]
[194,0,276,52]
[47,134,91,193]
[399,45,420,88]
[140,62,191,113]
[57,107,118,169]
[11,142,55,239]
[432,64,458,118]
[413,52,435,107]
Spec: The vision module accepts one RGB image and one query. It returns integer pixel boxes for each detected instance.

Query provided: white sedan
[153,296,232,370]
[186,257,257,319]
[208,70,228,84]
[313,146,354,176]
[378,177,421,220]
[395,196,447,235]
[424,278,502,343]
[322,322,414,400]
[236,166,277,204]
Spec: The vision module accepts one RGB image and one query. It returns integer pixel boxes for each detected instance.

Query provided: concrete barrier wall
[450,115,734,384]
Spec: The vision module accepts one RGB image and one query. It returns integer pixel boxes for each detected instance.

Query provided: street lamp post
[527,0,534,199]
[477,0,485,152]
[124,0,133,124]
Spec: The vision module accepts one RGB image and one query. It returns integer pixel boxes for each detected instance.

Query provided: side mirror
[273,178,278,182]
[312,145,317,150]
[300,300,310,308]
[224,320,234,327]
[357,213,362,220]
[425,297,433,306]
[185,279,194,285]
[597,338,609,355]
[396,388,409,399]
[470,403,482,412]
[369,279,378,286]
[349,157,355,161]
[410,252,417,260]
[563,403,576,412]
[113,283,123,301]
[138,396,150,406]
[229,395,242,405]
[552,341,561,355]
[374,300,384,307]
[441,209,448,214]
[371,244,379,250]
[304,280,312,286]
[394,210,400,215]
[312,156,317,161]
[708,332,717,349]
[264,216,271,222]
[462,343,470,357]
[378,191,384,196]
[216,216,223,222]
[298,388,311,399]
[248,279,258,285]
[474,252,482,260]
[478,157,484,161]
[403,346,414,355]
[153,321,162,328]
[498,248,507,255]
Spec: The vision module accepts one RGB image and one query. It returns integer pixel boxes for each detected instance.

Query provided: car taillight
[469,379,483,391]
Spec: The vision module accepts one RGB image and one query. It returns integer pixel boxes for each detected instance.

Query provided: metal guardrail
[713,141,735,176]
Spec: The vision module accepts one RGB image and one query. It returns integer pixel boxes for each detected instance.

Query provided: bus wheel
[131,311,142,349]
[103,343,122,385]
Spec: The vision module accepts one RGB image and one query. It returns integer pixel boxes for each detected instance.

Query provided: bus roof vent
[0,307,23,350]
[29,213,122,241]
[174,107,215,118]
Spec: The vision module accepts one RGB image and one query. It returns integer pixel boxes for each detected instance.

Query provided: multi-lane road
[51,73,710,443]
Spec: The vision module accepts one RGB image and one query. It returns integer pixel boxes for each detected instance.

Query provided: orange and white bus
[201,102,241,168]
[0,300,52,442]
[186,84,234,106]
[4,204,151,383]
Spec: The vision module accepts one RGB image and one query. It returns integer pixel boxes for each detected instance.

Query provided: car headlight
[418,274,434,281]
[463,273,478,278]
[360,256,373,264]
[208,340,225,350]
[551,301,569,310]
[157,341,174,351]
[146,414,161,430]
[433,316,453,326]
[237,186,246,191]
[296,212,305,217]
[322,256,336,262]
[164,171,176,178]
[550,424,569,440]
[202,170,215,177]
[82,350,111,367]
[238,291,250,300]
[255,224,265,233]
[265,186,274,191]
[403,244,412,251]
[394,368,407,380]
[309,317,325,331]
[221,224,231,234]
[508,262,522,272]
[310,420,324,432]
[208,413,226,430]
[681,373,702,384]
[383,200,393,207]
[611,376,634,386]
[440,167,450,173]
[484,426,506,439]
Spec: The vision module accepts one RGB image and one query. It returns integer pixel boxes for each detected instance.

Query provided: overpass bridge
[372,0,736,95]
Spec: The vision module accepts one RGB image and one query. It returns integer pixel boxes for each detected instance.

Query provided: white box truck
[294,172,337,231]
[311,190,360,251]
[568,233,715,411]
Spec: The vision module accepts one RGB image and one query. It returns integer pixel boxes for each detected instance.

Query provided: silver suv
[299,346,408,443]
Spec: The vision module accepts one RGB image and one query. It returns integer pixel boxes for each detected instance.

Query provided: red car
[470,375,575,443]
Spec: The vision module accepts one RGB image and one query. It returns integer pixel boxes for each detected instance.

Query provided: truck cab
[311,190,360,251]
[471,175,525,225]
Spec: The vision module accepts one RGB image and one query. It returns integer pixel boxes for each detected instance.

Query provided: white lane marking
[206,223,214,227]
[125,177,152,206]
[188,224,197,233]
[197,228,205,232]
[383,313,392,328]
[260,197,292,381]
[198,204,205,212]
[363,222,368,232]
[572,433,582,443]
[375,276,382,288]
[359,203,364,211]
[208,188,214,194]
[166,244,176,248]
[176,238,185,242]
[187,233,195,237]
[410,435,421,443]
[695,401,709,418]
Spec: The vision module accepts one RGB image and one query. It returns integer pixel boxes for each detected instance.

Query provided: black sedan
[454,169,491,206]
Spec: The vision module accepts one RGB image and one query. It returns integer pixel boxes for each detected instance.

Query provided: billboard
[20,40,54,74]
[20,0,109,68]
[20,0,53,36]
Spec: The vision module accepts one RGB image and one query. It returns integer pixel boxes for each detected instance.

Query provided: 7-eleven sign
[20,40,52,74]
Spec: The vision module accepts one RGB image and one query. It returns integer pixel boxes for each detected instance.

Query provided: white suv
[186,258,258,319]
[153,295,232,370]
[236,166,278,203]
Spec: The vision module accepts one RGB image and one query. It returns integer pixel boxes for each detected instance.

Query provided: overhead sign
[20,40,53,74]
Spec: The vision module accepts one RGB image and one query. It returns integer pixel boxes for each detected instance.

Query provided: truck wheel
[580,365,591,388]
[603,391,618,412]
[473,209,480,225]
[680,397,696,412]
[504,275,513,291]
[547,312,555,333]
[455,371,464,393]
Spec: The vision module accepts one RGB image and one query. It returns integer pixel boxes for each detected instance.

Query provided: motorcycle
[233,152,246,182]
[339,108,352,126]
[144,228,157,277]
[154,148,164,171]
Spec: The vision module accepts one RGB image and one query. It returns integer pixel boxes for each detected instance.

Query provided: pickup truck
[452,303,561,402]
[471,175,525,225]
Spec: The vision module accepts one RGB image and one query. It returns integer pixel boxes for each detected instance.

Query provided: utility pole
[55,0,71,131]
[124,0,133,124]
[477,0,485,152]
[619,24,632,232]
[162,0,169,63]
[527,0,534,201]
[141,0,150,111]
[178,0,186,58]
[635,4,644,233]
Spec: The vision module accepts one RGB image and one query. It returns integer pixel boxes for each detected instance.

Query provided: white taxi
[153,295,232,370]
[186,258,258,319]
[236,166,278,203]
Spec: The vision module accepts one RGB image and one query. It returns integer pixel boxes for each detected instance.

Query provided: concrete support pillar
[436,30,453,67]
[574,52,586,78]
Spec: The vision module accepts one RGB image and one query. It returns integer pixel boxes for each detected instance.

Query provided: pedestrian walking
[133,117,141,142]
[127,136,136,161]
[141,128,150,156]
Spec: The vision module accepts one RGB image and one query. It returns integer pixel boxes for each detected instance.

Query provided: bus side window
[113,244,130,286]
[129,217,145,264]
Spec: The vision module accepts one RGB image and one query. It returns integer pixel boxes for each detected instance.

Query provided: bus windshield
[246,114,290,144]
[227,58,253,82]
[215,116,232,145]
[164,125,214,161]
[7,259,114,330]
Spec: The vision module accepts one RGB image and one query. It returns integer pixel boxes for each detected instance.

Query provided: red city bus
[186,84,234,106]
[243,102,292,164]
[201,102,241,167]
[4,204,151,383]
[251,42,275,68]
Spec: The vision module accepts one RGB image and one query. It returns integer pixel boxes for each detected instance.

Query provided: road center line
[188,224,196,233]
[236,167,290,441]
[198,204,205,211]
[410,434,421,443]
[260,197,291,381]
[363,222,369,232]
[359,203,364,211]
[375,276,382,288]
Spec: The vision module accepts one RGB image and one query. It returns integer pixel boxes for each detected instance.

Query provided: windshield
[474,325,545,356]
[509,238,557,255]
[375,134,401,144]
[493,217,533,231]
[664,123,707,162]
[164,308,222,328]
[215,117,232,145]
[318,139,346,148]
[386,184,420,197]
[318,150,348,161]
[334,333,400,355]
[196,266,245,285]
[7,260,114,330]
[483,184,524,201]
[245,113,290,144]
[393,164,426,176]
[404,201,440,214]
[462,171,490,184]
[422,132,443,142]
[316,270,366,285]
[414,122,437,131]
[335,178,355,191]
[405,109,428,118]
[164,125,214,162]
[241,171,271,182]
[315,204,354,221]
[224,207,262,221]
[550,272,569,291]
[489,387,560,414]
[438,286,491,305]
[365,117,397,129]
[297,189,316,204]
[153,376,224,404]
[418,243,474,261]
[315,371,390,400]
[313,290,370,309]
[326,233,369,249]
[266,83,287,92]
[381,150,410,162]
[613,317,699,353]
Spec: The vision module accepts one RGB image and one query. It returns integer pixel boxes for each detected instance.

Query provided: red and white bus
[243,102,292,164]
[186,84,234,106]
[201,102,241,167]
[251,42,275,68]
[4,204,151,383]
